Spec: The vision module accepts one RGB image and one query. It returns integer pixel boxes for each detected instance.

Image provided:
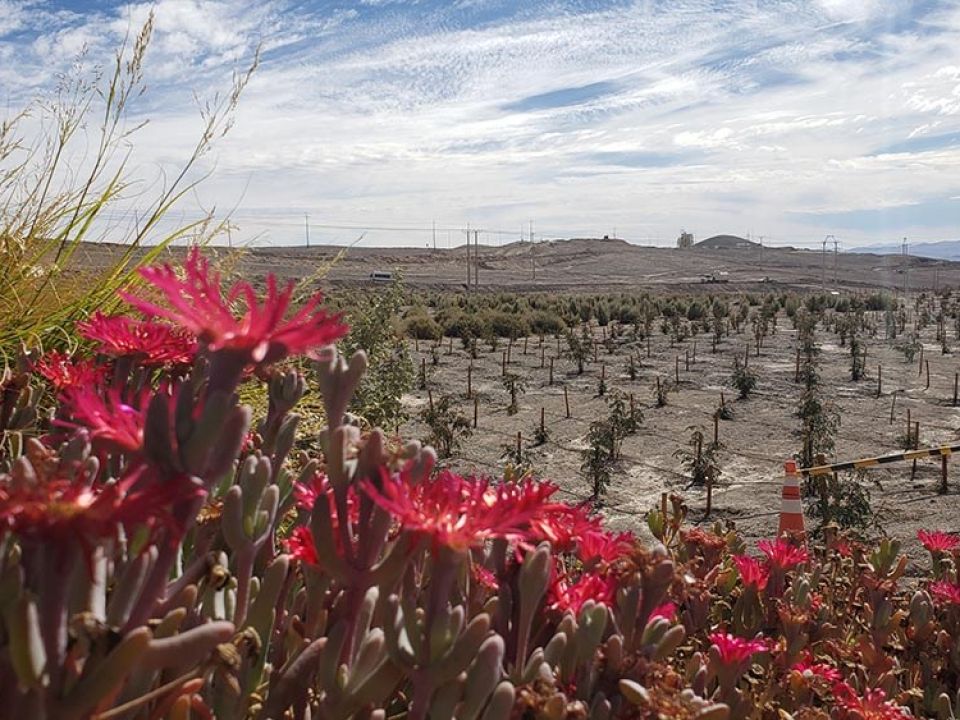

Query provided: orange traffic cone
[778,460,805,539]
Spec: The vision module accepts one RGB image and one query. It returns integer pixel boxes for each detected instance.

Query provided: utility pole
[465,223,471,292]
[473,230,480,287]
[529,219,534,244]
[821,236,828,289]
[432,220,436,251]
[902,237,909,298]
[832,236,839,286]
[305,213,310,247]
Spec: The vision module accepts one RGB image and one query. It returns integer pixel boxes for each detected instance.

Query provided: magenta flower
[78,312,196,367]
[791,658,842,684]
[650,601,677,621]
[708,632,769,666]
[578,529,636,564]
[32,351,106,390]
[917,529,960,553]
[362,469,559,553]
[527,501,603,553]
[120,247,348,365]
[0,464,198,550]
[548,570,616,616]
[732,554,770,591]
[285,526,319,566]
[757,538,809,570]
[833,682,912,720]
[929,580,960,606]
[58,386,146,454]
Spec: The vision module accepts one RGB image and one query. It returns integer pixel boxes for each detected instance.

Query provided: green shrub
[529,310,566,336]
[404,313,442,340]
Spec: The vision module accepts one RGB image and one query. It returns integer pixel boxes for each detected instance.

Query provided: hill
[693,234,758,250]
[68,237,960,294]
[850,239,960,261]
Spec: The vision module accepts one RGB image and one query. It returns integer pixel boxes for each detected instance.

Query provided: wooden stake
[685,350,690,372]
[954,372,958,406]
[540,346,545,369]
[889,391,897,424]
[675,355,680,384]
[593,343,598,362]
[941,453,949,495]
[473,396,478,428]
[502,352,507,376]
[795,348,801,383]
[926,359,931,389]
[507,339,512,364]
[540,407,545,435]
[516,431,522,460]
[713,414,719,446]
[427,388,434,412]
[467,365,472,399]
[524,336,529,355]
[549,358,554,385]
[415,337,419,352]
[564,385,570,418]
[911,420,920,480]
[919,345,924,376]
[601,364,606,381]
[692,341,697,363]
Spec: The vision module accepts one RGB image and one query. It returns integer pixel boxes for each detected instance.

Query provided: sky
[2,0,960,249]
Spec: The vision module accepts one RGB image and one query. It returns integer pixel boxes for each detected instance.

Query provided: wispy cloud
[3,0,960,247]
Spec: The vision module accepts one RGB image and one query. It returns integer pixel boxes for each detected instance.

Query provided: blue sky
[2,0,960,248]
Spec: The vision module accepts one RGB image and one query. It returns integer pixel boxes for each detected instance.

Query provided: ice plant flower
[650,601,677,621]
[732,555,770,591]
[917,529,960,553]
[757,538,809,570]
[578,529,636,565]
[833,682,912,720]
[58,386,146,454]
[362,469,559,553]
[708,632,769,666]
[121,247,348,368]
[791,658,842,684]
[548,570,616,616]
[0,464,196,551]
[528,501,603,553]
[78,312,196,367]
[285,526,319,566]
[929,580,960,606]
[32,351,106,390]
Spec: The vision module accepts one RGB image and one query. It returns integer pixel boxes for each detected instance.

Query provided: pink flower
[732,555,770,590]
[528,502,603,553]
[650,601,677,621]
[58,386,146,454]
[833,682,912,720]
[285,526,318,566]
[472,564,499,592]
[548,570,616,616]
[362,469,559,553]
[121,247,348,365]
[78,312,196,367]
[32,351,106,390]
[918,529,960,553]
[929,580,960,606]
[578,529,635,564]
[0,464,198,549]
[708,632,769,666]
[791,659,842,684]
[757,538,809,570]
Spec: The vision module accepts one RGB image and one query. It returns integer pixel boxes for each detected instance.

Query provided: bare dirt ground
[72,239,960,572]
[398,315,960,578]
[74,237,960,294]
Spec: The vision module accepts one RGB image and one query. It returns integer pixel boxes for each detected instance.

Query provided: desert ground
[79,238,960,573]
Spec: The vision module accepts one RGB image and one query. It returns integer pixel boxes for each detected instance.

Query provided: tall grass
[0,13,258,356]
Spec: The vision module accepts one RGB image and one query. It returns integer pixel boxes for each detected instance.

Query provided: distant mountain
[851,240,960,260]
[694,234,759,250]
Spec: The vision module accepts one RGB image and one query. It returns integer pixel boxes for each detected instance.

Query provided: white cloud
[3,1,960,247]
